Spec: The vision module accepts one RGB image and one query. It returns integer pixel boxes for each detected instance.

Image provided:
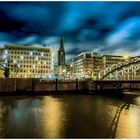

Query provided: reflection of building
[73,52,125,79]
[0,44,53,78]
[58,37,65,66]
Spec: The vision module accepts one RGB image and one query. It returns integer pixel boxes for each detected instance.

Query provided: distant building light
[13,60,16,64]
[29,51,33,56]
[123,55,129,60]
[18,64,20,68]
[35,57,38,60]
[5,59,7,63]
[4,50,8,55]
[2,55,7,59]
[20,56,24,60]
[33,65,35,68]
[41,52,44,56]
[24,75,27,78]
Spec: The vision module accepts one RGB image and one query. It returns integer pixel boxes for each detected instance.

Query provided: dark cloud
[0,2,140,62]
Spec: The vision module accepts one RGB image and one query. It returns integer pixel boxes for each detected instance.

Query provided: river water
[0,92,140,138]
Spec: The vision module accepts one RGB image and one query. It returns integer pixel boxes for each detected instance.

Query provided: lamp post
[70,64,73,78]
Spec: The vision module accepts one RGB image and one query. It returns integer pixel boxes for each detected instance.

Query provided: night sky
[0,2,140,63]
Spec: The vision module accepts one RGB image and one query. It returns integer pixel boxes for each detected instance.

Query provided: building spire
[60,36,64,51]
[58,36,65,66]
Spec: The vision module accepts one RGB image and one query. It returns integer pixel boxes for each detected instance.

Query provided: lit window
[13,60,16,64]
[41,52,44,56]
[2,55,7,59]
[35,57,38,60]
[20,56,24,60]
[29,51,33,56]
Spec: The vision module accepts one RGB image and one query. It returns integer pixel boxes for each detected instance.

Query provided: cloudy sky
[0,2,140,63]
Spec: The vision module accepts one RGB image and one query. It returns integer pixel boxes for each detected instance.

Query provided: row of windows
[106,59,122,61]
[10,65,50,68]
[10,51,50,56]
[10,61,51,64]
[10,56,50,60]
[11,70,49,73]
[6,46,50,52]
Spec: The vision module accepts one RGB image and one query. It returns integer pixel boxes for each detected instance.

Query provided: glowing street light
[123,55,129,60]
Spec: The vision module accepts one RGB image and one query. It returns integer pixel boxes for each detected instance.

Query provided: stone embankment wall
[0,78,89,92]
[0,78,140,93]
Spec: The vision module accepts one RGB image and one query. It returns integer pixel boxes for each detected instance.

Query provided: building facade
[73,52,125,79]
[0,44,53,78]
[103,55,123,68]
[54,64,72,78]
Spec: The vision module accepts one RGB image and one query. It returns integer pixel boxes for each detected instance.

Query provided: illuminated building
[103,55,124,68]
[54,64,71,78]
[73,52,125,79]
[73,52,95,78]
[0,44,54,78]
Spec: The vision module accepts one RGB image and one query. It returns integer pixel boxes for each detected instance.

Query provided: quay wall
[0,78,89,93]
[0,78,140,93]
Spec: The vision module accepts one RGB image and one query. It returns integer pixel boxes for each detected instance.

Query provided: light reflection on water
[40,97,66,138]
[0,93,139,138]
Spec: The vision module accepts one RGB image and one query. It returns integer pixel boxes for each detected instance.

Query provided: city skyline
[0,2,140,63]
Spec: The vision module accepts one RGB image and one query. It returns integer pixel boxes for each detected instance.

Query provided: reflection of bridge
[95,56,140,80]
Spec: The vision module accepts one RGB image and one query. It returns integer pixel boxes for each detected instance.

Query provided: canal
[0,92,140,138]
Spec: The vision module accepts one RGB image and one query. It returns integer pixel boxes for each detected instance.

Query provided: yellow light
[123,55,129,60]
[24,75,27,78]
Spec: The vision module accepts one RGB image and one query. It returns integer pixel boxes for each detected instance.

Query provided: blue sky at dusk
[0,2,140,63]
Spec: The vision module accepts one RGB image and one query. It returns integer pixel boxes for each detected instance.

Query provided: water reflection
[40,96,66,138]
[0,102,6,137]
[0,93,139,138]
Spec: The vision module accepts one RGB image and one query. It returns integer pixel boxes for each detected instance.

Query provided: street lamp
[123,55,129,60]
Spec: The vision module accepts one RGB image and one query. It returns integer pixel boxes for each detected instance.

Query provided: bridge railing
[97,56,140,80]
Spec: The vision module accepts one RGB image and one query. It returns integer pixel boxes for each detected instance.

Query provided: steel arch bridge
[93,56,140,80]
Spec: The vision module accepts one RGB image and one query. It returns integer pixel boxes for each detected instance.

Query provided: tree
[0,59,11,78]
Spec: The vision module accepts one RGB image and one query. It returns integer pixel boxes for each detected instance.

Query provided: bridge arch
[93,56,140,80]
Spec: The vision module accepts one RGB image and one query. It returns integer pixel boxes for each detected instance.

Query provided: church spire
[60,36,64,51]
[58,36,65,66]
